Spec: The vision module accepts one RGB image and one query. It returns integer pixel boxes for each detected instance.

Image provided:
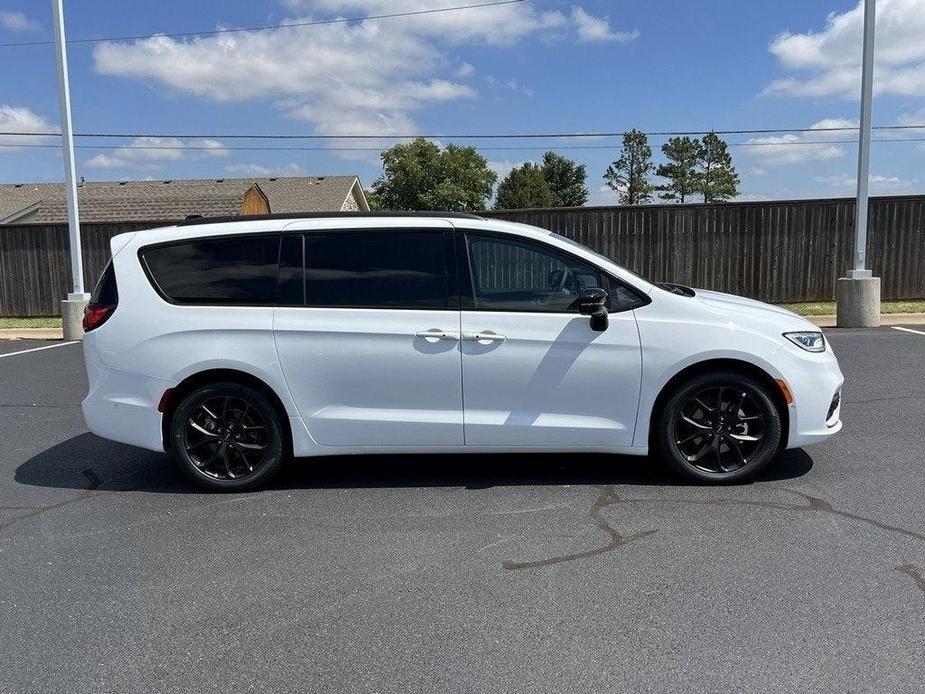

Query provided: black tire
[655,370,782,483]
[168,381,285,492]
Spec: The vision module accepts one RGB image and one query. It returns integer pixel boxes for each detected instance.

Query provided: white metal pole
[52,0,86,297]
[850,0,876,279]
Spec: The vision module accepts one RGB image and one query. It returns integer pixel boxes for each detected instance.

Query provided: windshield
[550,232,652,284]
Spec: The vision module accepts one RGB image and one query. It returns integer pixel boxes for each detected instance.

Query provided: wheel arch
[161,368,293,455]
[646,358,790,450]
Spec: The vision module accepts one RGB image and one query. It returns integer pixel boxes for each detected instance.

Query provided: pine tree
[655,136,701,203]
[603,129,653,205]
[541,152,589,207]
[698,131,740,203]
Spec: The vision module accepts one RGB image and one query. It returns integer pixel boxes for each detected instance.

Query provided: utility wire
[7,138,925,153]
[0,0,528,48]
[2,124,924,141]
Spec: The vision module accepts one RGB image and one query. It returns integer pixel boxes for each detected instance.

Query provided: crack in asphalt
[501,486,925,572]
[0,468,101,532]
[502,485,657,571]
[896,564,925,593]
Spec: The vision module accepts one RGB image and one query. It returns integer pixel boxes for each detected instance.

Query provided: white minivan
[81,212,843,491]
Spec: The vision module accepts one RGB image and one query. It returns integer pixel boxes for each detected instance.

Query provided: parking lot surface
[1,327,924,693]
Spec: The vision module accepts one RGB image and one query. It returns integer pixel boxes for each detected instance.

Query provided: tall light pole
[837,0,880,327]
[52,0,89,340]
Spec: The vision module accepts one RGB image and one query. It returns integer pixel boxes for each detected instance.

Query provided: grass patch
[0,316,63,329]
[778,300,925,315]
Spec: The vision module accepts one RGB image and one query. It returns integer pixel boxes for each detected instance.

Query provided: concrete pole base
[61,293,90,341]
[836,276,881,328]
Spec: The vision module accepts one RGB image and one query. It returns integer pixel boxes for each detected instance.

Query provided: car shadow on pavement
[15,432,814,494]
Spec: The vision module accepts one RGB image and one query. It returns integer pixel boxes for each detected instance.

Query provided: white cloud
[748,167,768,176]
[897,106,925,125]
[0,11,41,32]
[284,0,566,44]
[742,118,857,165]
[85,137,230,169]
[765,0,925,98]
[0,105,55,150]
[571,6,638,43]
[91,2,583,154]
[815,173,920,194]
[224,162,304,177]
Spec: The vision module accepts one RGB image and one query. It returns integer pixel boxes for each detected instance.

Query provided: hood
[693,289,817,330]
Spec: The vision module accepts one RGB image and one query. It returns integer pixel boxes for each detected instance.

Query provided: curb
[0,328,66,340]
[807,313,925,328]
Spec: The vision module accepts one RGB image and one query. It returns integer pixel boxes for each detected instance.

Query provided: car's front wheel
[168,382,285,491]
[655,371,782,483]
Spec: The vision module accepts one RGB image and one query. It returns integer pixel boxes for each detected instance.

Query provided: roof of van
[176,211,485,226]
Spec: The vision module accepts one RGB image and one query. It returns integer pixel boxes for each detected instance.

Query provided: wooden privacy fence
[485,195,925,304]
[0,195,923,316]
[0,221,164,317]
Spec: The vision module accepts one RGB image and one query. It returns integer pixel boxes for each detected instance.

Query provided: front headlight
[783,331,826,353]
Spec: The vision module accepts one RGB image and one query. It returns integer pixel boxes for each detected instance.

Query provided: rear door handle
[462,331,506,344]
[415,329,459,343]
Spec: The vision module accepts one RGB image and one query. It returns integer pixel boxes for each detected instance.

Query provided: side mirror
[578,287,609,332]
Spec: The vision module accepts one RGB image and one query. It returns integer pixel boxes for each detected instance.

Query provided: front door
[458,231,643,448]
[274,225,464,447]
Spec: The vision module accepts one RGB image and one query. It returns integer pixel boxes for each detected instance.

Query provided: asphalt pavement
[1,327,924,693]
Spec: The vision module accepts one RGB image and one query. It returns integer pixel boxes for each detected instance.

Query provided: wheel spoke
[222,444,235,478]
[688,438,714,462]
[681,414,711,430]
[200,403,219,419]
[188,420,218,437]
[676,432,705,446]
[725,435,748,468]
[729,432,763,442]
[692,397,714,413]
[235,440,266,451]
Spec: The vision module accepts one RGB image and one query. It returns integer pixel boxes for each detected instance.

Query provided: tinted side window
[142,234,281,305]
[466,234,604,313]
[91,260,118,306]
[305,231,447,309]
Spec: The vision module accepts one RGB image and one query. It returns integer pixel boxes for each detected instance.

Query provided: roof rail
[176,210,485,227]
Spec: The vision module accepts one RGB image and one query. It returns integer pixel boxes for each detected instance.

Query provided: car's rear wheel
[656,371,782,483]
[169,382,284,491]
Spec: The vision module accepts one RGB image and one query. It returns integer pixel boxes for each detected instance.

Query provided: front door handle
[462,331,507,345]
[414,329,459,343]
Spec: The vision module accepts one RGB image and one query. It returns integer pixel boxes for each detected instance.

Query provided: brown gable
[240,183,270,215]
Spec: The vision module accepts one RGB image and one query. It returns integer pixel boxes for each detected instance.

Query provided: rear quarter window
[141,234,281,305]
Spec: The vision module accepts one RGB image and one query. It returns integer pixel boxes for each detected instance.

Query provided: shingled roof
[0,176,368,224]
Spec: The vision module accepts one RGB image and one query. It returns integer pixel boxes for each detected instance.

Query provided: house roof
[0,176,367,224]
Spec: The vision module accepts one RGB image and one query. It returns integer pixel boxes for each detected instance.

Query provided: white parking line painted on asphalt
[892,326,925,337]
[0,341,78,359]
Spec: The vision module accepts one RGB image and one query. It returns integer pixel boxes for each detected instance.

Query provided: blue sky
[1,0,924,203]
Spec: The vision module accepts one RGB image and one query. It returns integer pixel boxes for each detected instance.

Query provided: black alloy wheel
[657,371,782,483]
[169,382,285,491]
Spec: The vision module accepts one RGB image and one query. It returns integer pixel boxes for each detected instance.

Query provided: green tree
[655,136,701,203]
[541,152,589,207]
[603,129,653,205]
[494,163,554,209]
[370,138,497,211]
[698,131,740,203]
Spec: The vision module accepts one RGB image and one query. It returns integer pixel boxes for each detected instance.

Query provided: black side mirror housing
[578,287,609,332]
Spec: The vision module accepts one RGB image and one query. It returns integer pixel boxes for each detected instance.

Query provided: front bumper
[773,341,845,448]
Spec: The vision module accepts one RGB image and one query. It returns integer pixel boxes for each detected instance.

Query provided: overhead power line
[7,137,925,154]
[2,124,925,141]
[0,0,528,49]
